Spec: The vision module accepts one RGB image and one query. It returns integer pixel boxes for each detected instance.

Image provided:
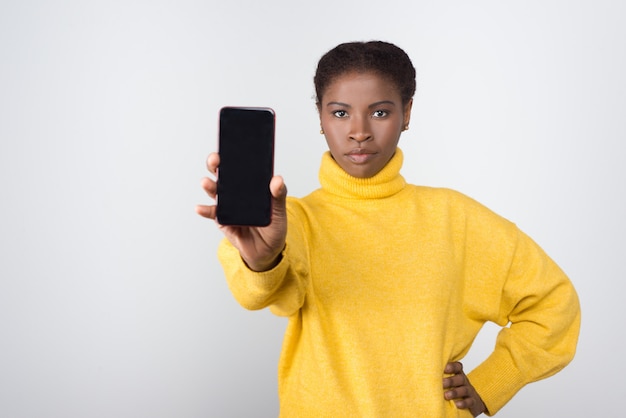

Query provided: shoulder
[403,184,484,210]
[286,188,326,210]
[285,194,318,224]
[404,185,517,229]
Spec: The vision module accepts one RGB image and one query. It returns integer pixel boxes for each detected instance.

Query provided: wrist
[243,248,284,272]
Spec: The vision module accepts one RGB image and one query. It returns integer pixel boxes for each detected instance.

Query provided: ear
[316,102,323,131]
[402,99,413,129]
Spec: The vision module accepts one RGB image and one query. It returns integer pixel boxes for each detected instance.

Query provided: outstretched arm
[199,152,308,315]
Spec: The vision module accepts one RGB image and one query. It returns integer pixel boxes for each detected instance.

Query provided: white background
[1,1,624,417]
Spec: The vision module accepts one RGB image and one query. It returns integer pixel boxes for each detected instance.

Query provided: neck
[318,148,406,199]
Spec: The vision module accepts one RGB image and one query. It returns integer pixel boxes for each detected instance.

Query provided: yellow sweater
[218,149,580,417]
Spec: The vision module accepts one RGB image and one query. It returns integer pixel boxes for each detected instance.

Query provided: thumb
[270,175,287,201]
[269,175,288,226]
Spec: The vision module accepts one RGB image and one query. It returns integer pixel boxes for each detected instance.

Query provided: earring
[403,125,409,131]
[320,129,325,134]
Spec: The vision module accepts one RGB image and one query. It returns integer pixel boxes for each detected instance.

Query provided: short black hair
[314,41,416,106]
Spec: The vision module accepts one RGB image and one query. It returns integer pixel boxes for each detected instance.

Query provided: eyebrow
[326,100,397,108]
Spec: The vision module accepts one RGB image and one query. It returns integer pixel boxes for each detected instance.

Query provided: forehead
[321,71,401,104]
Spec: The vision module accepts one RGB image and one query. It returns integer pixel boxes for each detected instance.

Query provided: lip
[345,148,377,164]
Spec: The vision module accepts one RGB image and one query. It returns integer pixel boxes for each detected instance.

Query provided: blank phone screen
[216,107,275,226]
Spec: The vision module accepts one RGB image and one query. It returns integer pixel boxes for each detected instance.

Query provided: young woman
[197,41,580,417]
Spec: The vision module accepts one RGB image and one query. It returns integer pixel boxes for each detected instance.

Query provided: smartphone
[216,106,275,226]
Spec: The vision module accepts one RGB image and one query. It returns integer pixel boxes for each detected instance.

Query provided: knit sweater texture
[218,149,580,417]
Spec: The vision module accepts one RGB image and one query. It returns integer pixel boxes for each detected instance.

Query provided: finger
[445,385,470,399]
[206,152,220,176]
[454,397,476,409]
[443,362,464,388]
[445,362,464,374]
[200,176,217,199]
[195,204,216,219]
[444,389,456,400]
[270,175,287,200]
[269,175,288,223]
[443,372,466,389]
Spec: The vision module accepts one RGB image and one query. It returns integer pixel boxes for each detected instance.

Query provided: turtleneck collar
[318,148,407,199]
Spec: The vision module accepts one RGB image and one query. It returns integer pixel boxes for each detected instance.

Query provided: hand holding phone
[196,107,286,271]
[197,152,287,271]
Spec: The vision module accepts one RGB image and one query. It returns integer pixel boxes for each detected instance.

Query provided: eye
[372,110,388,118]
[332,110,348,118]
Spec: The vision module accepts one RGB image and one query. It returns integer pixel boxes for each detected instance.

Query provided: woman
[197,41,580,417]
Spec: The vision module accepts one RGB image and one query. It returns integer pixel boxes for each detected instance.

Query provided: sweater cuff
[218,239,290,310]
[467,344,525,416]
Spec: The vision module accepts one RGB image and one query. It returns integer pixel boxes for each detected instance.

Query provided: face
[318,71,412,178]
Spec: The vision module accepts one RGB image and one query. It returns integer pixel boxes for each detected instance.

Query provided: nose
[349,115,372,143]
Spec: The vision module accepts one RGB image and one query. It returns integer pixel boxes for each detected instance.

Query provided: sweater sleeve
[217,199,310,317]
[467,227,581,415]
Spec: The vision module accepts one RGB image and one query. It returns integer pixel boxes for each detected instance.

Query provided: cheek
[373,122,402,139]
[322,120,346,138]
